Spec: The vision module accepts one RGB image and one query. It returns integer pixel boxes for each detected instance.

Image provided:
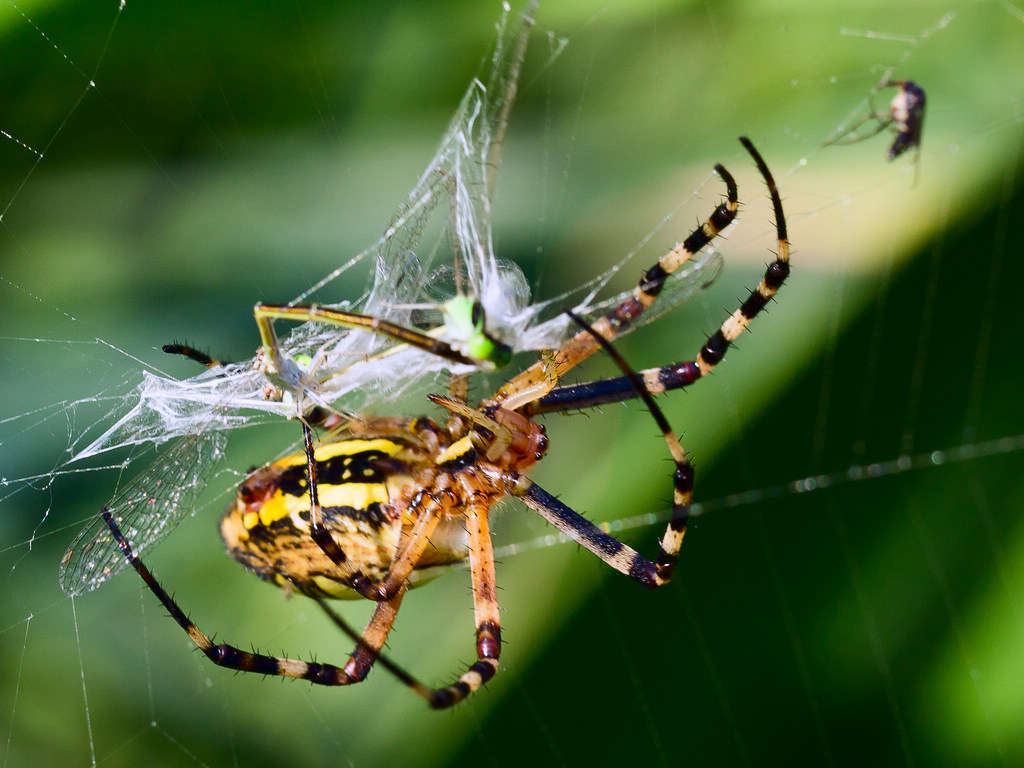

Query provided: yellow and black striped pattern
[221,437,469,600]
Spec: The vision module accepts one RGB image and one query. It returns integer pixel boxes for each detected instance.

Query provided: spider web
[2,1,1023,767]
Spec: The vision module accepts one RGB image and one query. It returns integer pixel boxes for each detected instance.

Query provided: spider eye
[470,299,485,329]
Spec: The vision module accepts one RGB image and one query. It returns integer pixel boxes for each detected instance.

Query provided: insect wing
[59,429,228,596]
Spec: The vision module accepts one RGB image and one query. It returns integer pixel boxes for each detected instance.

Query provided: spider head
[482,404,549,472]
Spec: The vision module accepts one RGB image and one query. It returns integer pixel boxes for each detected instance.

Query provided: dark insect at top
[885,80,926,161]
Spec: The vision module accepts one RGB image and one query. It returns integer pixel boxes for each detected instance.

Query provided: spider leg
[315,596,434,698]
[320,494,504,708]
[103,510,366,686]
[161,343,226,368]
[512,478,667,585]
[105,506,443,694]
[509,311,693,588]
[425,495,502,708]
[512,139,789,588]
[526,136,789,415]
[493,152,740,408]
[337,585,409,683]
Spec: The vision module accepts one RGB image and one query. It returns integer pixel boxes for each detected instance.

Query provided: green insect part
[440,295,513,370]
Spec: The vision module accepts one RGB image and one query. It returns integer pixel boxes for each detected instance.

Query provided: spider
[102,136,790,709]
[827,78,926,161]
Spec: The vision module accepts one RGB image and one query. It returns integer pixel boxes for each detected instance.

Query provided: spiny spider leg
[103,508,463,702]
[493,157,740,410]
[509,137,788,589]
[510,311,693,587]
[161,343,224,368]
[314,597,432,697]
[313,488,504,708]
[103,510,363,685]
[524,136,789,416]
[298,470,502,707]
[351,312,692,706]
[420,494,503,708]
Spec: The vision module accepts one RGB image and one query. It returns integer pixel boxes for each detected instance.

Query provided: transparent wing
[59,429,228,596]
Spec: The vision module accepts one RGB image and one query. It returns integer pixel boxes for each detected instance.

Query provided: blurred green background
[2,1,1023,766]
